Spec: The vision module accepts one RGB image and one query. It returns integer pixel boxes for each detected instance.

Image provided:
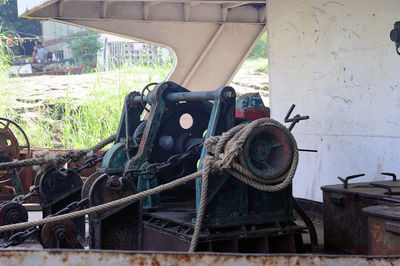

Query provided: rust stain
[151,257,160,266]
[0,253,14,259]
[1,251,400,265]
[175,254,190,262]
[137,256,146,266]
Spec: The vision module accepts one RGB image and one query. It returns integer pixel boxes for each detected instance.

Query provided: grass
[0,36,267,149]
[242,58,268,73]
[0,61,173,149]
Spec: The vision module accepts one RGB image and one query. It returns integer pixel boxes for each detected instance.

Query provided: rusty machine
[0,117,31,236]
[0,82,315,252]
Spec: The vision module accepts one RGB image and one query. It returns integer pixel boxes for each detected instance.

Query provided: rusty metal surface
[81,172,101,199]
[40,219,83,249]
[0,117,31,196]
[143,210,305,253]
[240,125,293,180]
[321,181,400,200]
[322,178,400,255]
[89,174,142,250]
[322,190,391,254]
[364,205,400,255]
[0,250,400,265]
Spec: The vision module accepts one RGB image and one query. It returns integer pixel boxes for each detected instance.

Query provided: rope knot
[204,136,220,154]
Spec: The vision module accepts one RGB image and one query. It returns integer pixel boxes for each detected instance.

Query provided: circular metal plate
[241,124,294,180]
[0,201,28,225]
[88,174,137,216]
[40,219,77,248]
[81,172,102,199]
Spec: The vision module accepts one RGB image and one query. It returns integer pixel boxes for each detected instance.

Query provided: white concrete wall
[42,21,83,59]
[268,0,400,201]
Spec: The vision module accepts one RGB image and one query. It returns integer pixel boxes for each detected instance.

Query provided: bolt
[56,229,66,240]
[9,213,19,223]
[107,175,123,190]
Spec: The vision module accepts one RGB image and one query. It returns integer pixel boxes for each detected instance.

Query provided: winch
[88,81,310,252]
[0,82,313,253]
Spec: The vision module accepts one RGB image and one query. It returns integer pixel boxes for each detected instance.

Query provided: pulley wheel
[0,117,30,162]
[240,124,294,180]
[39,167,83,206]
[0,117,31,185]
[0,201,28,239]
[81,172,101,199]
[89,174,137,212]
[40,219,82,249]
[0,201,28,225]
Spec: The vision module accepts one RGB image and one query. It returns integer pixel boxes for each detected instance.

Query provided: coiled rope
[0,118,298,252]
[189,118,298,251]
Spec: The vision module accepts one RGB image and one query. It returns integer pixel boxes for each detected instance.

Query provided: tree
[248,32,267,59]
[67,30,102,71]
[0,0,41,37]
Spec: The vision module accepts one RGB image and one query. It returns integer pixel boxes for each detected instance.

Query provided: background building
[41,21,169,69]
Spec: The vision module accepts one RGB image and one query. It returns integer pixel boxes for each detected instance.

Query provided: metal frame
[17,0,266,92]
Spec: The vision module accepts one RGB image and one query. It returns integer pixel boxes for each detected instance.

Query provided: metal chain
[70,152,106,173]
[53,198,89,216]
[1,142,203,248]
[1,226,39,248]
[124,141,204,178]
[12,185,39,204]
[1,197,89,248]
[11,153,105,205]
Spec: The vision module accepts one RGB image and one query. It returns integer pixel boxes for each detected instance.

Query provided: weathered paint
[268,0,400,201]
[0,250,400,265]
[364,205,400,255]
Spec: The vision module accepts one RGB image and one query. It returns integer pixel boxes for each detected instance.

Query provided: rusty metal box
[363,205,400,255]
[321,178,400,254]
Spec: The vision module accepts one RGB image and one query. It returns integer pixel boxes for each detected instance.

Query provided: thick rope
[0,118,298,252]
[189,118,298,251]
[0,171,202,233]
[189,155,211,252]
[0,134,116,171]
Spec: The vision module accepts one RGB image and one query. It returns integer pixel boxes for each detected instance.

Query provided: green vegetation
[67,31,102,72]
[0,31,267,149]
[0,24,17,117]
[0,0,42,36]
[242,57,268,74]
[246,32,268,73]
[0,63,172,149]
[58,64,171,149]
[248,32,267,59]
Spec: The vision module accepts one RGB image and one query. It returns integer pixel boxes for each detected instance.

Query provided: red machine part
[235,93,270,121]
[235,107,270,121]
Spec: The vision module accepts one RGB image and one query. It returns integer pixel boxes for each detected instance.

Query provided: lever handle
[382,172,397,181]
[284,104,310,131]
[337,174,365,189]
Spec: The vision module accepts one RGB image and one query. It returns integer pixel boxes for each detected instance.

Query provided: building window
[55,50,64,60]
